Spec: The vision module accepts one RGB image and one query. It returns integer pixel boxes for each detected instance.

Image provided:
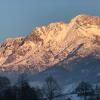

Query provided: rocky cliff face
[0,15,100,72]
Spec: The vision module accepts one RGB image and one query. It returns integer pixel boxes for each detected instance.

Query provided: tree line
[0,74,100,100]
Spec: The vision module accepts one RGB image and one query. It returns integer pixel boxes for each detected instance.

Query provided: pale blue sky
[0,0,100,42]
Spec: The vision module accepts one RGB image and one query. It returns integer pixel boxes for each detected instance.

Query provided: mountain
[0,14,100,74]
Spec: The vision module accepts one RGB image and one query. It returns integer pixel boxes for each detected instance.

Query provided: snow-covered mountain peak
[0,15,100,72]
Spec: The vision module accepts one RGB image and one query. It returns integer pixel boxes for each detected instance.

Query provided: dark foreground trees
[1,75,100,100]
[0,75,40,100]
[75,81,94,100]
[1,83,40,100]
[0,75,61,100]
[42,76,61,100]
[17,81,40,100]
[0,76,11,90]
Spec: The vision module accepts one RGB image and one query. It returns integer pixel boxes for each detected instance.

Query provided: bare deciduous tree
[42,76,61,100]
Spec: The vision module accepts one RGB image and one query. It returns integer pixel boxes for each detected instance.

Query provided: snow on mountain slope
[0,14,99,72]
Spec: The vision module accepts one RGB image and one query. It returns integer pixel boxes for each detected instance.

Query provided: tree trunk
[84,95,87,100]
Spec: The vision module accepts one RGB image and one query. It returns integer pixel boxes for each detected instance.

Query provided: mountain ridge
[0,14,100,72]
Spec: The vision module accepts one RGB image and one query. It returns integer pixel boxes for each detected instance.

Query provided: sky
[0,0,100,42]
